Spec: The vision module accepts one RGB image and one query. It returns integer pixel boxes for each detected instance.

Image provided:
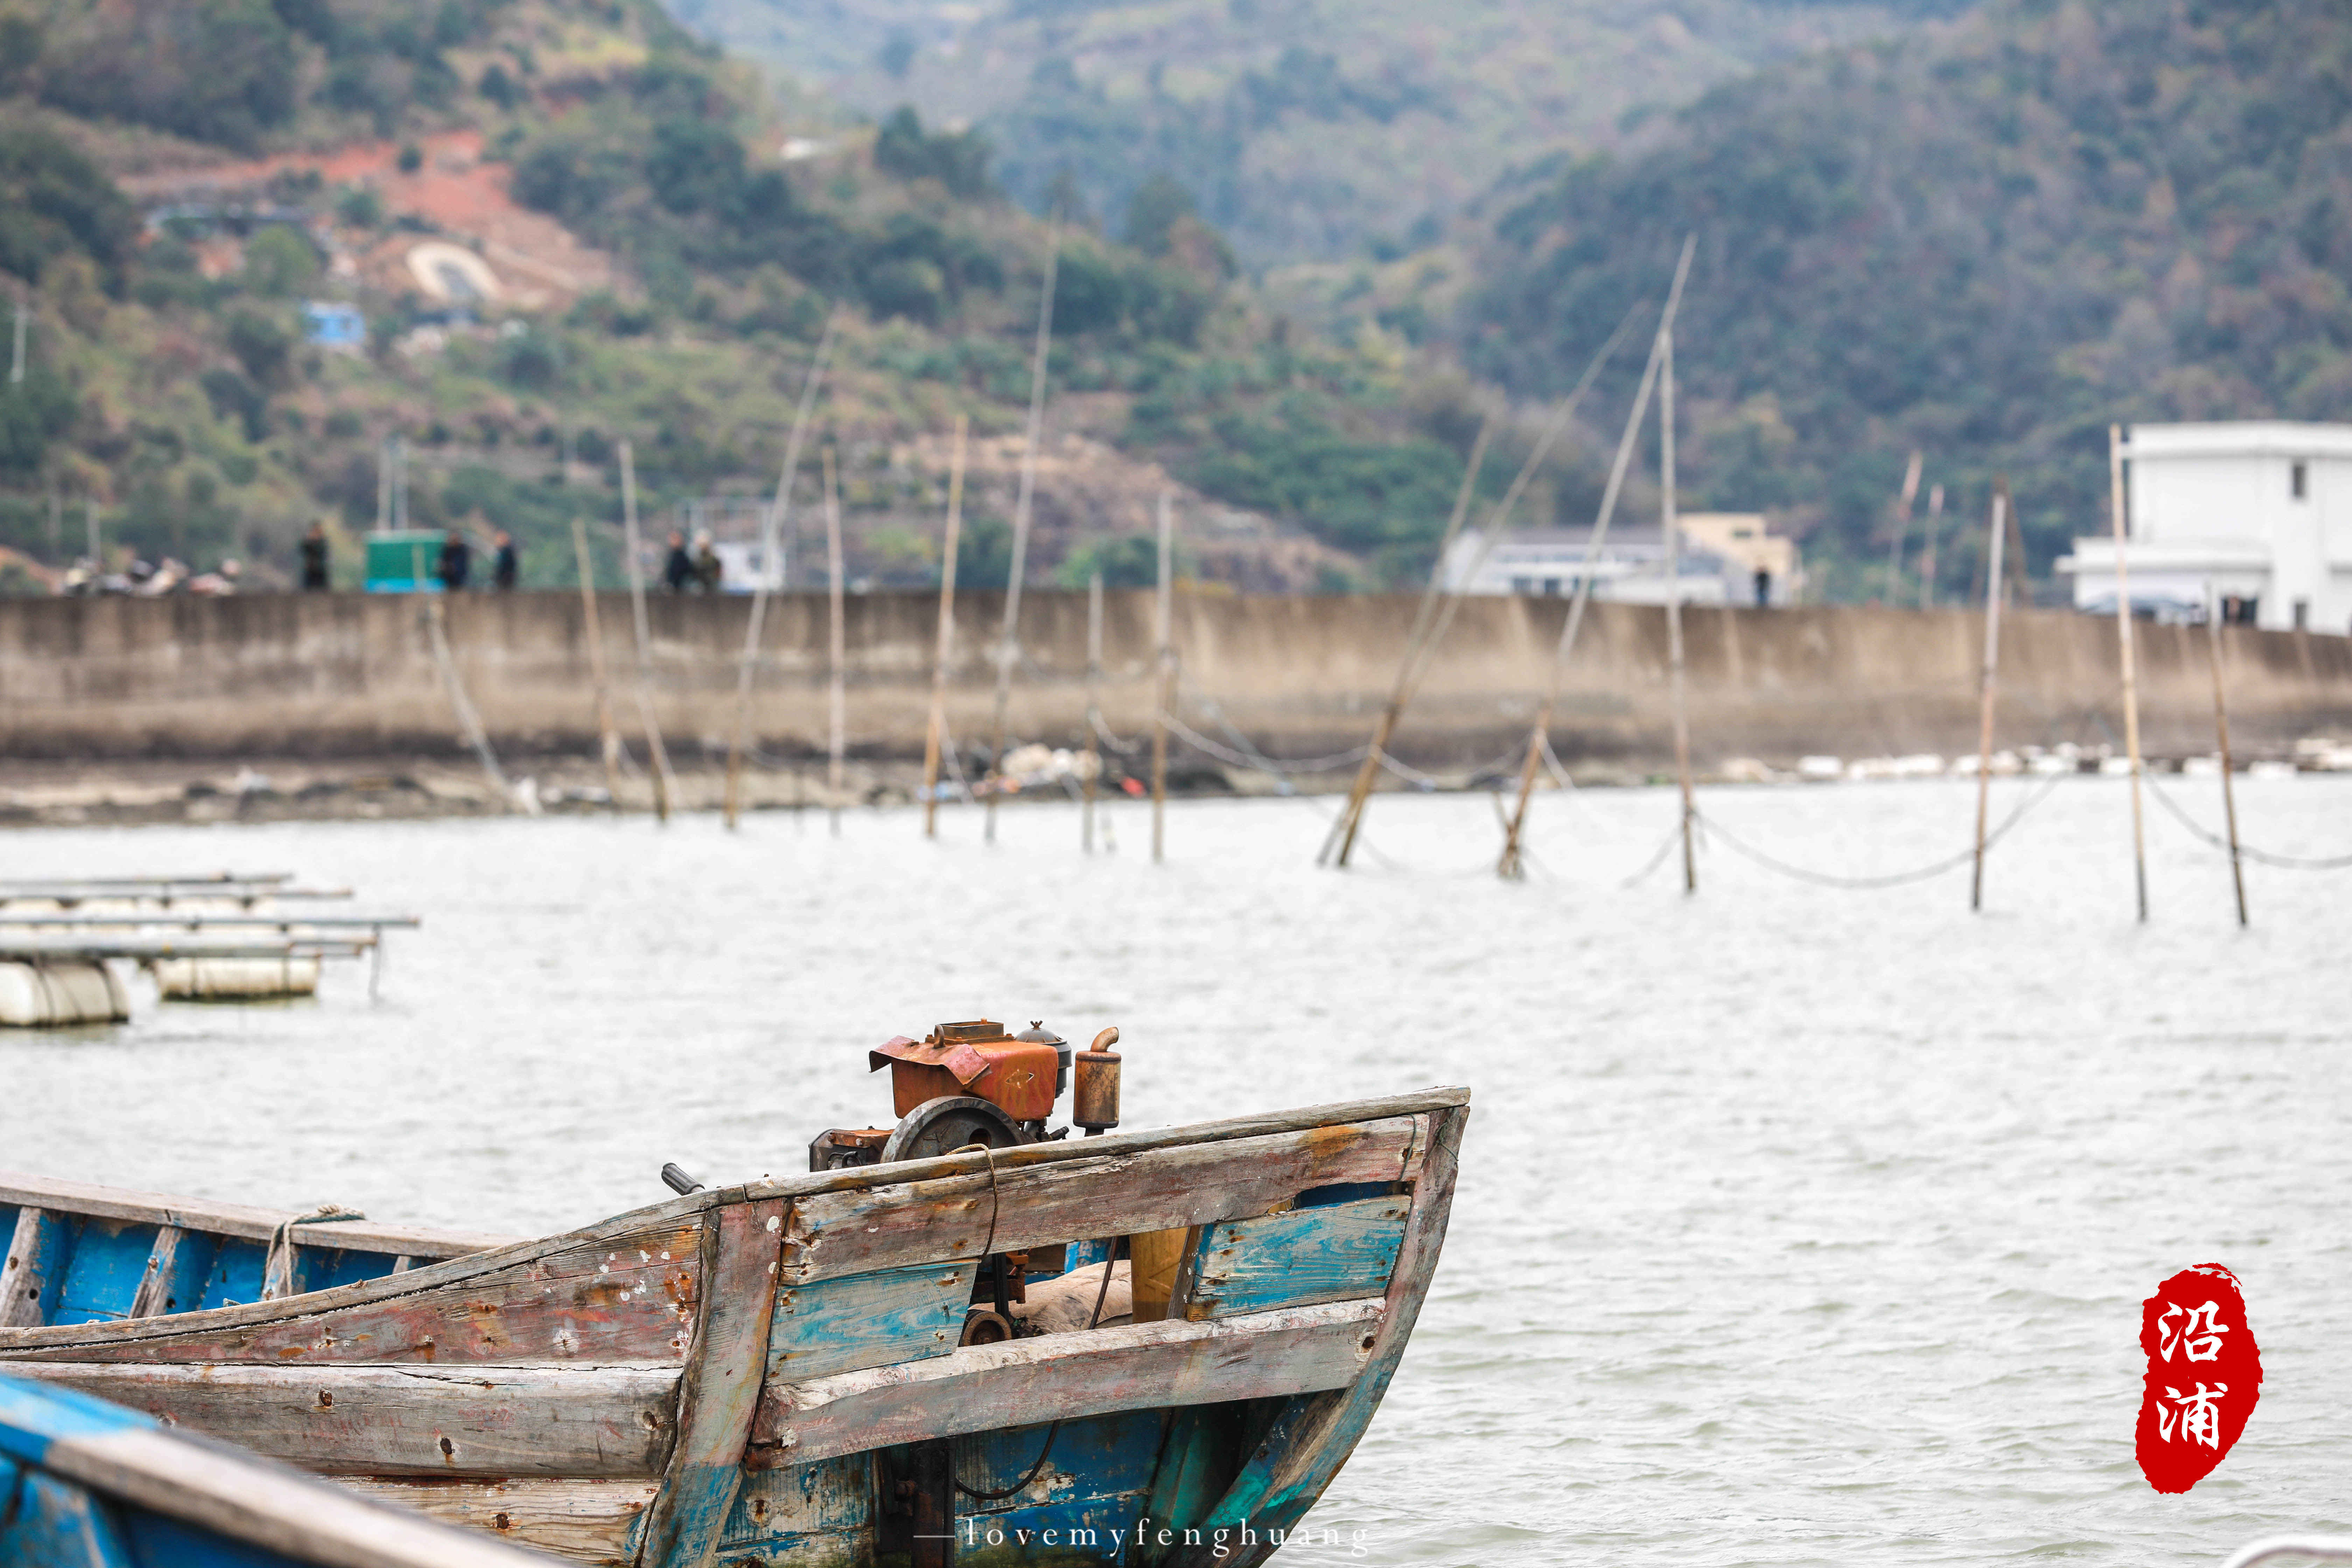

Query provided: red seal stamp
[2136,1264,2261,1493]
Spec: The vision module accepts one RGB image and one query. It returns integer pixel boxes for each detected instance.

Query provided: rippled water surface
[3,775,2346,1565]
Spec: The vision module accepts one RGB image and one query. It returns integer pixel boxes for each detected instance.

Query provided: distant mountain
[662,0,1973,266]
[1461,0,2352,597]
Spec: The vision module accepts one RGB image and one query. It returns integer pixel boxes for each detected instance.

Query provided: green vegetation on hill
[1464,0,2352,598]
[0,0,1491,595]
[670,0,1954,266]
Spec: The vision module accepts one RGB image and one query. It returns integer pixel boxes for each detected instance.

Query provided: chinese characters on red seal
[2136,1264,2261,1493]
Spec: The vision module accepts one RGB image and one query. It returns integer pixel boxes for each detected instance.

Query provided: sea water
[1,774,2344,1564]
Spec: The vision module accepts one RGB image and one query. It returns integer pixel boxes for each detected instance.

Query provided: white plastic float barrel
[0,961,131,1026]
[151,956,322,1001]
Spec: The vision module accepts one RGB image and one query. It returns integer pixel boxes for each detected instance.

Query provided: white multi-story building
[2063,421,2352,631]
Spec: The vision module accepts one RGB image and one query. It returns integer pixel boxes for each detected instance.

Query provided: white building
[1439,514,1802,607]
[2063,421,2352,631]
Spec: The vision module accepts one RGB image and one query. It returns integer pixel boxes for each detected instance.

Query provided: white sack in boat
[1013,1261,1132,1334]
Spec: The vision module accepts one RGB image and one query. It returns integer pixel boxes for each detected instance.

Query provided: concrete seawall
[4,590,2350,774]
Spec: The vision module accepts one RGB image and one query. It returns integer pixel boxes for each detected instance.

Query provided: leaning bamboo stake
[1885,449,1922,603]
[423,597,533,813]
[570,516,623,804]
[986,218,1063,845]
[2108,423,2149,922]
[823,444,847,838]
[1970,481,2010,912]
[1152,489,1174,865]
[1321,418,1494,867]
[619,439,675,821]
[923,415,968,838]
[1499,236,1694,878]
[1083,569,1104,855]
[725,309,839,830]
[1661,321,1695,894]
[2207,592,2249,926]
[1918,483,1945,608]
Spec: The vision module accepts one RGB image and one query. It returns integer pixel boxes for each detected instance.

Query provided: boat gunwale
[0,1087,1468,1356]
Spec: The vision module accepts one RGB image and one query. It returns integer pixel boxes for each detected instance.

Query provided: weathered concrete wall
[3,590,2349,770]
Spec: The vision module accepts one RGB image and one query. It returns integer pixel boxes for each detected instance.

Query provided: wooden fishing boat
[0,1018,1468,1568]
[0,1372,546,1566]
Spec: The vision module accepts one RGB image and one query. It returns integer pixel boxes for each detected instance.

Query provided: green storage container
[364,530,444,593]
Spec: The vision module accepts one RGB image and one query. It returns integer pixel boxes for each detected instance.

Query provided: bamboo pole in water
[1321,419,1493,868]
[619,439,675,821]
[1084,569,1104,855]
[725,310,837,831]
[1498,236,1694,879]
[2206,593,2250,926]
[923,415,968,839]
[1152,489,1174,866]
[823,443,846,837]
[2108,424,2149,923]
[1918,483,1944,608]
[1885,450,1923,603]
[1660,321,1695,894]
[1970,482,2010,912]
[986,219,1062,845]
[569,516,623,805]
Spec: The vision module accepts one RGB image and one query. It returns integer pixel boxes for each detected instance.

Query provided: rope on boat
[260,1205,369,1300]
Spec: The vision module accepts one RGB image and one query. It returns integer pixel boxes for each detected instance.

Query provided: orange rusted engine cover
[870,1019,1060,1121]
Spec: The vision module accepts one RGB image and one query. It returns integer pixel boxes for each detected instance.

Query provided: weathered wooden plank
[128,1225,199,1318]
[2,1206,71,1328]
[767,1260,974,1384]
[748,1299,1383,1469]
[0,1171,518,1258]
[4,1361,680,1477]
[720,1452,870,1554]
[1159,1102,1469,1568]
[191,1237,267,1313]
[741,1087,1466,1211]
[635,1197,788,1568]
[52,1219,158,1325]
[1,1219,704,1366]
[1183,1197,1409,1321]
[34,1417,559,1567]
[0,1464,139,1566]
[336,1478,661,1565]
[784,1118,1426,1286]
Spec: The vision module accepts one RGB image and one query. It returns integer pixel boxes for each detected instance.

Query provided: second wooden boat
[0,1017,1468,1568]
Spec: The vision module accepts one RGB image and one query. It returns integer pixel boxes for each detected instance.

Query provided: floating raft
[0,1088,1470,1568]
[0,1373,553,1566]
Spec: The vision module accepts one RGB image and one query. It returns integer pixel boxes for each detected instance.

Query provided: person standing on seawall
[663,529,695,593]
[439,527,471,591]
[300,521,330,591]
[492,530,518,591]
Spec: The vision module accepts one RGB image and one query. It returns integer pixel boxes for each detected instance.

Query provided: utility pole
[1970,482,2010,913]
[822,443,847,838]
[619,439,676,820]
[1918,484,1945,608]
[1884,450,1922,603]
[1661,320,1695,894]
[1152,489,1174,866]
[923,415,968,839]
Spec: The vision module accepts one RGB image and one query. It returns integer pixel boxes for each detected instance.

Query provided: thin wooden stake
[823,443,847,837]
[619,439,675,821]
[1970,481,2010,912]
[987,218,1062,845]
[1885,450,1922,603]
[2207,592,2249,926]
[1918,483,1944,609]
[1084,569,1103,854]
[726,309,838,830]
[2109,423,2149,922]
[424,598,531,812]
[923,415,968,839]
[1499,236,1694,878]
[1661,321,1695,894]
[1152,489,1174,866]
[1322,419,1494,868]
[570,516,623,805]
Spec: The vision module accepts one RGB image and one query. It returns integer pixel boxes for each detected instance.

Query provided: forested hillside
[665,0,1966,266]
[0,0,1504,595]
[1463,0,2352,597]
